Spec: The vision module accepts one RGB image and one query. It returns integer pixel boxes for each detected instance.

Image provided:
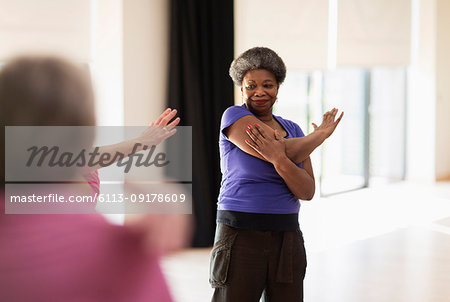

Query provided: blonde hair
[0,56,95,126]
[0,56,96,182]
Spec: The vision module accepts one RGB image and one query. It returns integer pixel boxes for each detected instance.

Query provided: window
[275,67,407,196]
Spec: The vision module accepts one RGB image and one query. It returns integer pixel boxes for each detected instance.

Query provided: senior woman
[0,56,188,301]
[209,47,343,302]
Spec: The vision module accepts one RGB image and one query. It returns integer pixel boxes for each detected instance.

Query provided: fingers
[324,108,337,123]
[323,108,341,124]
[154,108,179,127]
[329,108,343,126]
[154,108,172,125]
[253,123,266,138]
[315,108,344,133]
[245,125,266,155]
[274,129,281,140]
[159,109,178,126]
[166,117,180,130]
[246,125,262,144]
[245,138,261,154]
[330,108,337,121]
[319,109,332,127]
[335,111,344,125]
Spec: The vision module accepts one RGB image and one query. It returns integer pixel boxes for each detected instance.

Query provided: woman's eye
[264,84,274,88]
[246,85,255,90]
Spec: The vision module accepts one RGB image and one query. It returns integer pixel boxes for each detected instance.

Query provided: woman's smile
[252,99,270,106]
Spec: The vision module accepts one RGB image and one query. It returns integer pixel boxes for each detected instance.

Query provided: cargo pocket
[209,229,237,288]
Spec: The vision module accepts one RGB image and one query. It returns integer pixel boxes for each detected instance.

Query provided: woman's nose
[254,87,266,96]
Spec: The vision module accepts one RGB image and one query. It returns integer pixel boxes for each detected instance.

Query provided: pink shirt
[0,196,174,302]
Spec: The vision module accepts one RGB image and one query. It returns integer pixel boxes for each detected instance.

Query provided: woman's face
[241,69,279,116]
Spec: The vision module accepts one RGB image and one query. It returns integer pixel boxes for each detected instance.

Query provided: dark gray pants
[209,223,307,302]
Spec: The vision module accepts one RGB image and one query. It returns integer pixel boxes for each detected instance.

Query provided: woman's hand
[312,108,344,139]
[151,108,180,128]
[245,123,288,164]
[126,213,192,256]
[86,108,180,171]
[124,182,192,256]
[245,124,316,200]
[136,108,180,147]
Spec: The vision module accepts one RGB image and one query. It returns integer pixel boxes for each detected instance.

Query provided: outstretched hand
[312,108,344,139]
[151,108,180,128]
[127,213,192,256]
[138,108,180,146]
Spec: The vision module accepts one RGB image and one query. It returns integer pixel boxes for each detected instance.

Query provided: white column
[406,0,436,182]
[123,0,170,126]
[90,0,124,126]
[435,0,450,181]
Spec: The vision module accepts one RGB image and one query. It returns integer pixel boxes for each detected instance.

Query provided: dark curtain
[168,0,234,247]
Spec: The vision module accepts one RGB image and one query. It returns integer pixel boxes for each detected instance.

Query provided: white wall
[234,0,329,70]
[336,0,411,67]
[0,0,91,62]
[234,0,329,103]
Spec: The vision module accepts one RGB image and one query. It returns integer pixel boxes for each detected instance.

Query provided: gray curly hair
[229,47,286,86]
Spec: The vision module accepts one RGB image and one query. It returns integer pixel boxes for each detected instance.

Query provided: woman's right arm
[86,108,180,172]
[225,108,343,164]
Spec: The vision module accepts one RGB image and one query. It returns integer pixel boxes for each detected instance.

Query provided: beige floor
[161,181,450,302]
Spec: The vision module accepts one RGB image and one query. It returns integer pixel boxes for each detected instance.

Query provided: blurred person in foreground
[209,47,343,302]
[0,55,190,302]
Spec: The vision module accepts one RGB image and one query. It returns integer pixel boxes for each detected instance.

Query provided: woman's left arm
[273,154,315,200]
[245,126,315,200]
